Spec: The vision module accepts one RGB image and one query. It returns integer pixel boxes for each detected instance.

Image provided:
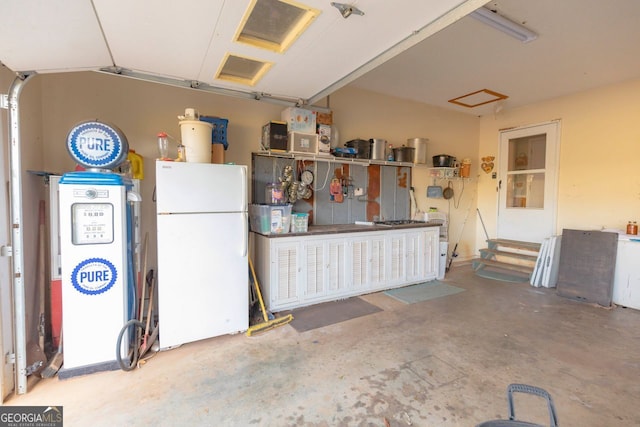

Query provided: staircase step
[472,258,534,274]
[479,248,538,263]
[487,239,541,252]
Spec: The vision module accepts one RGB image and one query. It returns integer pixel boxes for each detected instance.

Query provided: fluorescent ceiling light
[470,7,537,43]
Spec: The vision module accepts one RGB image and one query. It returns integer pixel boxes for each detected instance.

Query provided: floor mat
[384,281,465,304]
[286,297,383,333]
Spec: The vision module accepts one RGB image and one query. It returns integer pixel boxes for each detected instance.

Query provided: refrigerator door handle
[242,211,248,257]
[240,166,247,206]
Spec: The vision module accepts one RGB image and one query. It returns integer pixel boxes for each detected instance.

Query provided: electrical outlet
[354,187,364,196]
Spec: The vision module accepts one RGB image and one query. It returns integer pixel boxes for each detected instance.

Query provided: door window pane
[508,134,546,171]
[506,173,545,208]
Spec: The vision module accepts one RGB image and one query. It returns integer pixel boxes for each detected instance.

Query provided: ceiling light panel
[215,53,273,86]
[235,0,321,53]
[470,6,537,43]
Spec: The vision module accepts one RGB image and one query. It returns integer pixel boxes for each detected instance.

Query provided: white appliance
[155,161,248,348]
[58,120,138,378]
[59,172,136,376]
[51,176,142,351]
[613,236,640,310]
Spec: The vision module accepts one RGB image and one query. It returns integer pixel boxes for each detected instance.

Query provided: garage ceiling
[2,1,639,117]
[0,0,485,104]
[351,0,640,116]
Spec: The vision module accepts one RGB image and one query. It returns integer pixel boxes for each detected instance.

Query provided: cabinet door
[271,241,300,308]
[369,235,386,290]
[421,228,439,280]
[387,232,406,285]
[304,241,326,301]
[327,238,348,294]
[405,231,423,283]
[350,237,369,292]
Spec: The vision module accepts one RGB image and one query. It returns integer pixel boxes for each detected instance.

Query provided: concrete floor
[5,263,640,426]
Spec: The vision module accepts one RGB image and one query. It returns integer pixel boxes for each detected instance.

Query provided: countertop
[252,221,442,238]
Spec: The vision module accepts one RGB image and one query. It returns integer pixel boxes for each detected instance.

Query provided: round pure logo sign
[71,258,118,295]
[66,121,129,169]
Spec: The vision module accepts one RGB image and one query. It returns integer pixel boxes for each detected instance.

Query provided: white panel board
[0,0,111,72]
[541,235,562,288]
[530,238,549,287]
[93,0,227,80]
[197,0,483,98]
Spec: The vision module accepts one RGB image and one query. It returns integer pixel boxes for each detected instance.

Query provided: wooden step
[472,258,535,275]
[479,248,538,263]
[487,239,541,252]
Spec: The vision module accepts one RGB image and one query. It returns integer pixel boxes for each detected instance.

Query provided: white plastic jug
[179,120,212,163]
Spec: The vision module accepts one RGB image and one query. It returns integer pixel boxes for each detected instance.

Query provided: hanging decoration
[481,156,495,173]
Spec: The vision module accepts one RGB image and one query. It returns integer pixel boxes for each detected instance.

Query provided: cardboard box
[315,110,333,125]
[262,121,288,151]
[281,107,316,134]
[211,143,225,164]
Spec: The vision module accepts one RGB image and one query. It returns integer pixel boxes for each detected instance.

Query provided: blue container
[200,116,228,149]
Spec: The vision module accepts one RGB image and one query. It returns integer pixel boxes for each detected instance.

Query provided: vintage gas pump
[58,121,139,378]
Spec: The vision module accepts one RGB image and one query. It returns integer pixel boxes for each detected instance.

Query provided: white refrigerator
[155,161,248,349]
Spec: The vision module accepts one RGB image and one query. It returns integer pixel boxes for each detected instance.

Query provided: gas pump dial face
[71,203,114,245]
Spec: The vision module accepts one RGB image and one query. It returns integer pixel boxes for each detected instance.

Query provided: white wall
[35,72,481,270]
[477,77,640,251]
[331,87,480,259]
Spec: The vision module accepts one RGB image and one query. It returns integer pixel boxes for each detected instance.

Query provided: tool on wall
[447,186,476,272]
[330,177,344,202]
[427,178,443,198]
[477,208,490,241]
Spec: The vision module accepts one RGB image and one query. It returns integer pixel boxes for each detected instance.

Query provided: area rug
[286,297,383,333]
[384,281,465,304]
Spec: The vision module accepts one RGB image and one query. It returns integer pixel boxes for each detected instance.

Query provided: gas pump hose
[116,319,145,371]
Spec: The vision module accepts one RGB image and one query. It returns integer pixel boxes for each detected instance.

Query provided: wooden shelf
[427,167,475,181]
[254,151,415,167]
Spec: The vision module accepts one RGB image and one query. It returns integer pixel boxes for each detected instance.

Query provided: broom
[246,258,292,336]
[41,326,63,378]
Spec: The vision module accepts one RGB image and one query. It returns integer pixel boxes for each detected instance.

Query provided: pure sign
[71,258,118,295]
[66,121,127,169]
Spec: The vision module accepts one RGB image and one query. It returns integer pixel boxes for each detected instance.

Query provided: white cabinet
[263,239,302,309]
[387,233,407,286]
[420,228,440,282]
[368,235,387,290]
[303,240,326,301]
[613,239,640,310]
[254,226,440,311]
[327,238,349,295]
[405,231,423,283]
[349,237,370,291]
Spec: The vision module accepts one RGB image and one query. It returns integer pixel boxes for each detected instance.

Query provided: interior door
[498,121,560,243]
